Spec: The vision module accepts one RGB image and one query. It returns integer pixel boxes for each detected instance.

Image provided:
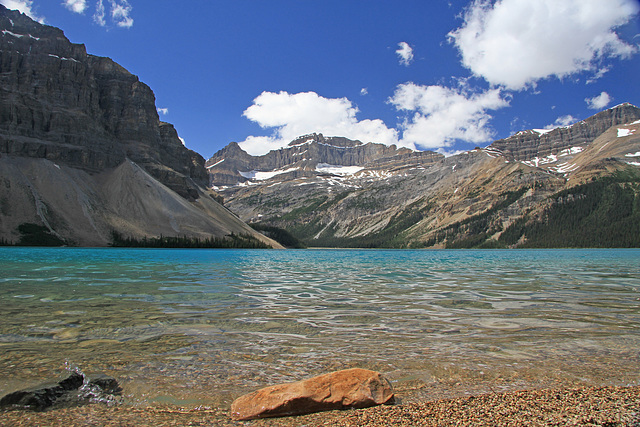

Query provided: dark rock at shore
[0,371,122,411]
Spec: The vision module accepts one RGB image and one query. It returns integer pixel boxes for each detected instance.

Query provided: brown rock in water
[229,368,394,420]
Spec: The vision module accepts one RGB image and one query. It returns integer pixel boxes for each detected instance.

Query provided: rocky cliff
[210,104,640,248]
[0,6,279,247]
[488,103,640,162]
[206,133,443,187]
[0,5,207,198]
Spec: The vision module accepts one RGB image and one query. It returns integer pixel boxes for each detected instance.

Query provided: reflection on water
[0,248,638,406]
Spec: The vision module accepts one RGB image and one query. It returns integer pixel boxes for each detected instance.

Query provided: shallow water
[0,248,638,407]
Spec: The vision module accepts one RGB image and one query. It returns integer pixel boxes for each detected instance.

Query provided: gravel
[1,385,638,426]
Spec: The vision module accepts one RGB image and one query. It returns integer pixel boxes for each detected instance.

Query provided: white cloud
[239,91,401,155]
[62,0,87,14]
[449,0,640,90]
[93,0,105,25]
[585,91,612,110]
[109,0,133,28]
[92,0,132,28]
[157,107,169,115]
[396,42,414,66]
[1,0,45,22]
[545,115,578,130]
[389,82,510,149]
[360,88,368,96]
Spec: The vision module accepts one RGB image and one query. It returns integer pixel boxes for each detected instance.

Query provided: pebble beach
[2,385,639,426]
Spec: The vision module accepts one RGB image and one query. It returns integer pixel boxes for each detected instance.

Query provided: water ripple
[0,248,639,403]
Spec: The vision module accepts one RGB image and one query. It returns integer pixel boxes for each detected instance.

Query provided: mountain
[0,5,280,248]
[207,103,640,248]
[207,133,443,187]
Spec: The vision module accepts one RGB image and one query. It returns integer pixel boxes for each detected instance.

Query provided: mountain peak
[289,133,325,146]
[287,133,365,149]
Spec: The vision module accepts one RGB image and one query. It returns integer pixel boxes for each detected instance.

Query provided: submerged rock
[230,368,394,420]
[0,371,122,411]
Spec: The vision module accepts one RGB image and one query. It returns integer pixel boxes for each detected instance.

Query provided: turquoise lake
[0,248,638,407]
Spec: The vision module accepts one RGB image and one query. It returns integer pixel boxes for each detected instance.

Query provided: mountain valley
[1,4,639,249]
[207,104,640,248]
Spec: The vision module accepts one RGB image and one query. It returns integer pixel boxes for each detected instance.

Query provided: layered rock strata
[0,6,280,247]
[0,5,206,197]
[489,103,640,162]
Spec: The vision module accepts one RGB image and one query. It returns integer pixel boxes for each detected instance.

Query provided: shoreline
[2,384,638,426]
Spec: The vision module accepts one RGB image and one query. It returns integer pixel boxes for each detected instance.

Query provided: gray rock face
[0,5,206,195]
[489,103,640,162]
[206,133,443,187]
[0,6,281,247]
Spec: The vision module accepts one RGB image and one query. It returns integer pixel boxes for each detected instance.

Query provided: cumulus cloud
[157,107,169,116]
[449,0,640,90]
[585,91,612,110]
[238,91,401,155]
[389,82,510,150]
[396,42,414,66]
[63,0,87,14]
[1,0,44,22]
[544,115,579,130]
[360,88,368,96]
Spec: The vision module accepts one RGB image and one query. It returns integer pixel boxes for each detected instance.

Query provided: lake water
[0,248,638,407]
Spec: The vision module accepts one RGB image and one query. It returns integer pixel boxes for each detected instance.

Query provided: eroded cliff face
[0,6,280,247]
[488,103,640,162]
[0,5,206,196]
[206,133,443,187]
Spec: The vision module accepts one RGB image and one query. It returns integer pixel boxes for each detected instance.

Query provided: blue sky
[2,0,640,158]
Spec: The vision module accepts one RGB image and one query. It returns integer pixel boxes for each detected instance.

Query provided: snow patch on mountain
[617,128,636,138]
[316,163,363,176]
[207,159,224,169]
[550,162,579,175]
[520,146,583,169]
[239,166,299,181]
[2,30,39,40]
[560,147,584,156]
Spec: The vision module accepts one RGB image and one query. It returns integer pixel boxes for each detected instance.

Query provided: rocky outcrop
[489,103,640,162]
[0,371,121,411]
[230,368,394,420]
[0,5,206,196]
